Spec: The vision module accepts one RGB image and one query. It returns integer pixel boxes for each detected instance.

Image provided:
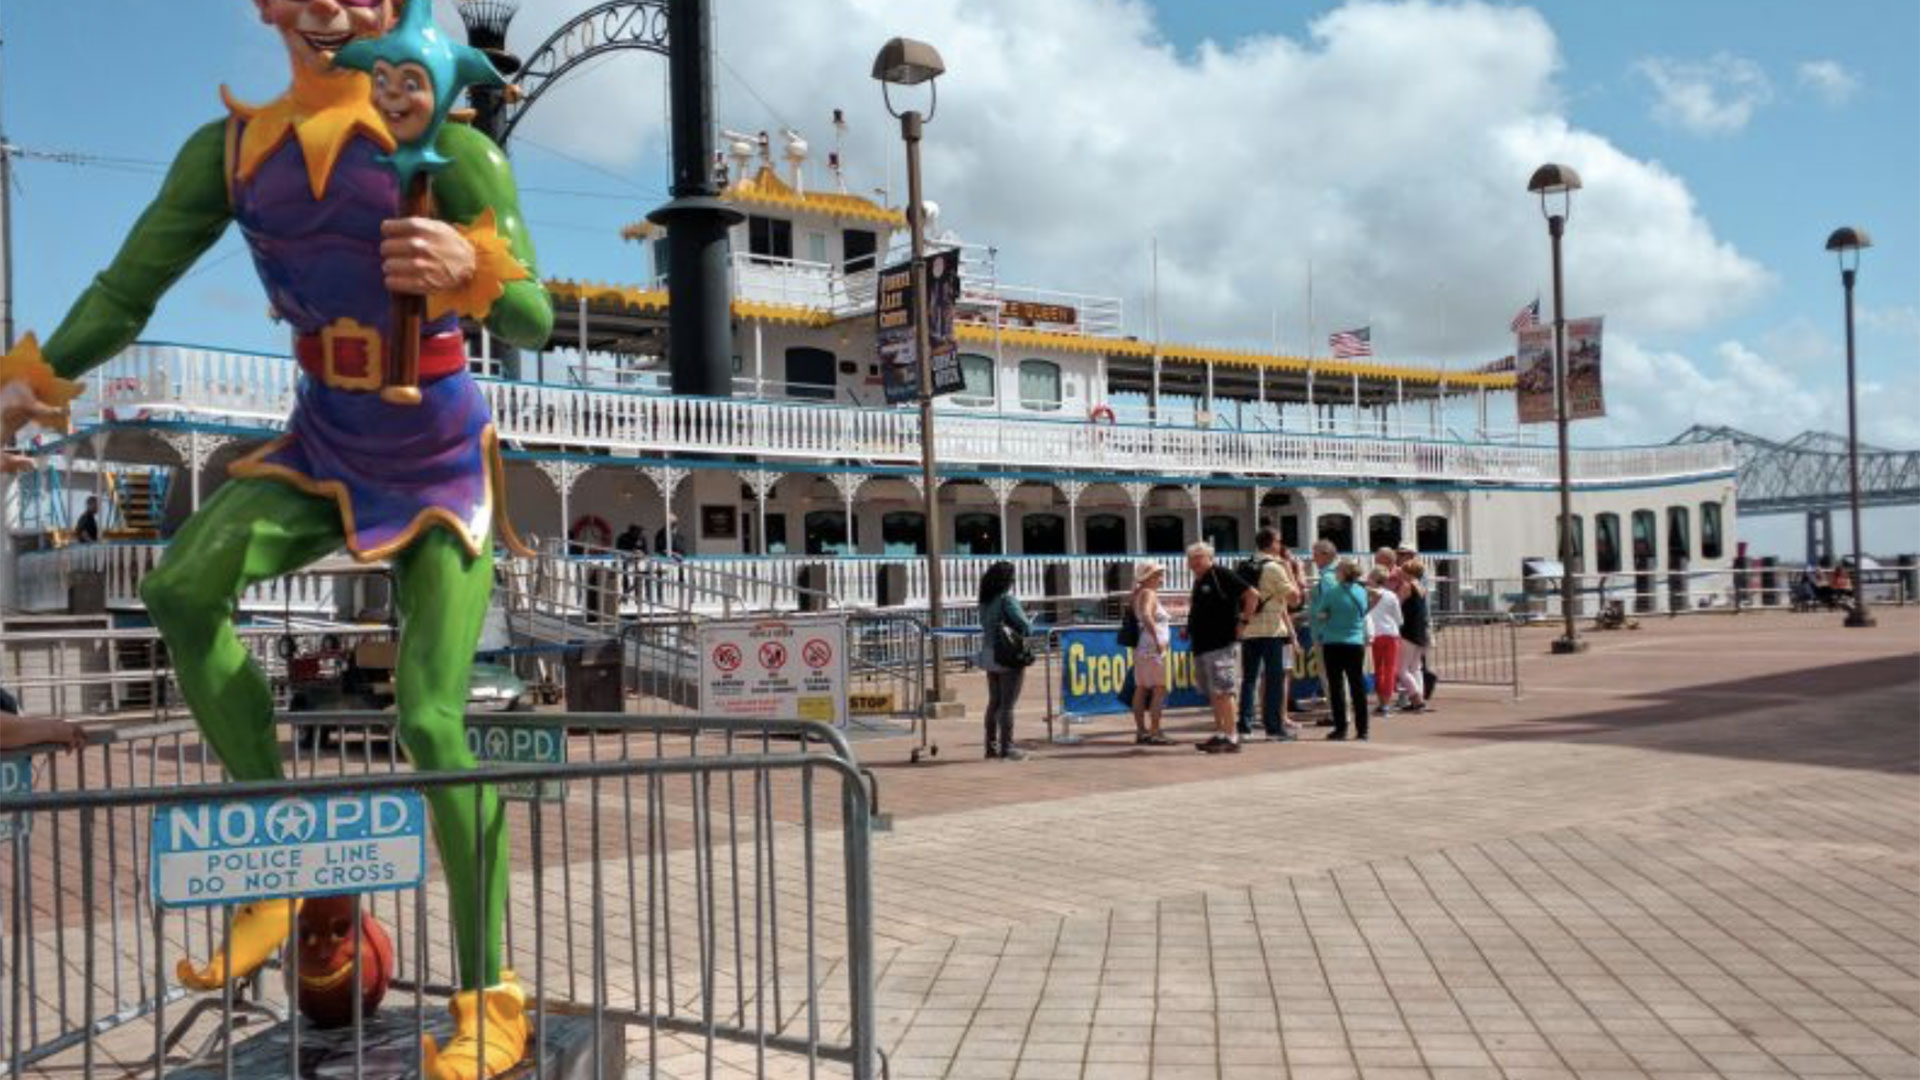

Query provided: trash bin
[797,564,828,612]
[565,640,623,713]
[1759,556,1780,607]
[875,563,907,608]
[69,570,106,614]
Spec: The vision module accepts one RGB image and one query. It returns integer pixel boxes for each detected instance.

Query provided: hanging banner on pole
[1515,324,1555,425]
[877,249,964,405]
[1564,316,1605,420]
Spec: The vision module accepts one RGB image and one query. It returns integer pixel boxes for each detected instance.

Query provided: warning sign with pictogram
[697,615,848,726]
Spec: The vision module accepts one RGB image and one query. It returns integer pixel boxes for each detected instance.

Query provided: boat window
[1595,513,1622,573]
[1632,510,1657,564]
[784,347,837,401]
[1667,506,1691,567]
[1415,515,1448,552]
[806,232,828,265]
[1700,502,1724,559]
[1084,513,1127,555]
[804,510,855,555]
[954,512,1000,555]
[1367,513,1402,552]
[748,215,793,264]
[881,512,926,555]
[1317,513,1353,552]
[1144,514,1186,554]
[1203,515,1240,553]
[1023,513,1067,555]
[1280,514,1301,551]
[956,354,995,407]
[1018,360,1063,412]
[1560,514,1585,568]
[842,228,878,274]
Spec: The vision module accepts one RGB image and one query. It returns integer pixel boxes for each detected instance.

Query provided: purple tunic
[225,120,517,561]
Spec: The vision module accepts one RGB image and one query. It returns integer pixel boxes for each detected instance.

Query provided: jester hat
[331,0,504,188]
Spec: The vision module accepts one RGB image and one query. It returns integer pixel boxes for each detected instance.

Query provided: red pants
[1370,636,1400,701]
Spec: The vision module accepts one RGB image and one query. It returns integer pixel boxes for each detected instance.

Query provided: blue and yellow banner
[1058,624,1338,716]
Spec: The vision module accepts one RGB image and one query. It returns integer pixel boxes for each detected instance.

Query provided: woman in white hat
[1129,560,1174,745]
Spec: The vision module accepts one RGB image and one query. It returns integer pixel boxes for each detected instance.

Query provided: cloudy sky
[7,0,1917,548]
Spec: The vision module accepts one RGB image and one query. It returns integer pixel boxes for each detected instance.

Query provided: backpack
[1233,557,1273,610]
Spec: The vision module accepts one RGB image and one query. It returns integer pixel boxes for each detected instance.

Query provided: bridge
[1674,425,1920,564]
[1673,426,1920,516]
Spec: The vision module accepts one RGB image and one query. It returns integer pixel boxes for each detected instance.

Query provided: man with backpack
[1237,527,1300,741]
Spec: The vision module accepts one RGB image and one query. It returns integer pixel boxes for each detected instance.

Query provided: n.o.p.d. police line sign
[151,793,427,909]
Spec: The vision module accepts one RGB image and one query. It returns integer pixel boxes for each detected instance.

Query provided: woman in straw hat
[1129,560,1175,745]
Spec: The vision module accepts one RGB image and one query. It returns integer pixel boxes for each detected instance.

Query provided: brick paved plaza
[8,609,1917,1079]
[842,609,1920,1079]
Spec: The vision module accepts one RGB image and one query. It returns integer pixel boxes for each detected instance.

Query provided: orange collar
[222,66,396,200]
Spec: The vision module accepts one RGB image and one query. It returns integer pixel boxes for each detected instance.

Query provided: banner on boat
[877,249,964,405]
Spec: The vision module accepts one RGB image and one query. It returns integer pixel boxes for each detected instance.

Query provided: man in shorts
[1186,542,1257,753]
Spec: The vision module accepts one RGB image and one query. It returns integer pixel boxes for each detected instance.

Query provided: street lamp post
[874,37,951,712]
[1529,163,1586,655]
[1826,226,1875,628]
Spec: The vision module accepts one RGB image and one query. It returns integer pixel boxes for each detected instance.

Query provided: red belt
[295,329,468,392]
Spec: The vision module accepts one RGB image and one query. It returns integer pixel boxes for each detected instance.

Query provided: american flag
[1510,297,1540,333]
[1329,327,1372,359]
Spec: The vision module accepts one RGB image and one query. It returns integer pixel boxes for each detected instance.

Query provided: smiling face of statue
[255,0,399,76]
[371,60,436,142]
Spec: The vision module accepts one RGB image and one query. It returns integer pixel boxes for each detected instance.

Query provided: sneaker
[1357,733,1371,742]
[1242,729,1266,743]
[1220,740,1243,754]
[1377,704,1394,717]
[1326,731,1349,741]
[1267,729,1297,742]
[1144,733,1175,746]
[1001,746,1029,761]
[1194,734,1227,752]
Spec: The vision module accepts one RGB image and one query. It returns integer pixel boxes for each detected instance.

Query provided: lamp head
[1826,226,1870,275]
[871,37,946,85]
[1528,162,1581,222]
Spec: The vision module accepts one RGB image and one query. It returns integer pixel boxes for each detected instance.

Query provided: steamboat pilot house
[5,127,1737,622]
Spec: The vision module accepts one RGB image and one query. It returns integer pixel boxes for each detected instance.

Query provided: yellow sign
[848,692,895,716]
[797,696,835,722]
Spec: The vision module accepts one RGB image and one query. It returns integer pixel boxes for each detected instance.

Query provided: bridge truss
[1673,426,1920,516]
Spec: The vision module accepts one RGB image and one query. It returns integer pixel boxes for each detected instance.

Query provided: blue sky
[4,0,1916,552]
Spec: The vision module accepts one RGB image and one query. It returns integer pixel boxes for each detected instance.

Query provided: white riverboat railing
[13,542,341,616]
[64,344,1736,486]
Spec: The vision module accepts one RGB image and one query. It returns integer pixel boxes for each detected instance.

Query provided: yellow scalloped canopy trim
[222,66,396,200]
[543,279,1517,389]
[428,209,531,322]
[0,333,85,423]
[724,166,905,227]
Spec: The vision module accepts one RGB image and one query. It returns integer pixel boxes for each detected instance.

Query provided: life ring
[570,514,613,549]
[1088,404,1117,425]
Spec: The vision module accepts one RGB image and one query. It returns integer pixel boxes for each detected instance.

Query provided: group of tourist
[974,536,1437,758]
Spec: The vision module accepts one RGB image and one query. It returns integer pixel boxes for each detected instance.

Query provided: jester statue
[0,1,551,1076]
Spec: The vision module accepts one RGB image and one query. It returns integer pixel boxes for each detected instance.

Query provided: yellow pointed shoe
[177,898,302,991]
[422,976,530,1080]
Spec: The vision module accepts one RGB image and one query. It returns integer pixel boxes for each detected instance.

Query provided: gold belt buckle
[318,318,384,392]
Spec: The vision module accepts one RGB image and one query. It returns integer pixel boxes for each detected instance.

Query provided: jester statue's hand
[380,216,477,298]
[0,334,83,474]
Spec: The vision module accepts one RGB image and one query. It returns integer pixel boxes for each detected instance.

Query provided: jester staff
[0,2,550,1077]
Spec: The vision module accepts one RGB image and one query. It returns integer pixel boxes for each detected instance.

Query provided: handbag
[1117,601,1141,647]
[993,622,1035,668]
[989,598,1036,668]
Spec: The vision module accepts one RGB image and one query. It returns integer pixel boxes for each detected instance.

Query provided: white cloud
[1635,53,1773,135]
[505,0,1770,365]
[1598,335,1920,449]
[1796,59,1861,106]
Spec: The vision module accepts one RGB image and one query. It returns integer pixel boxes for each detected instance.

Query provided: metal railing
[1427,613,1522,698]
[59,344,1735,488]
[0,713,882,1078]
[1451,566,1913,621]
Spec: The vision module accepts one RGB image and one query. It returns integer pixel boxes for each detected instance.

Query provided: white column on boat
[984,476,1019,555]
[1123,482,1152,553]
[644,466,691,551]
[1250,484,1264,540]
[1203,361,1214,420]
[828,472,867,554]
[1186,482,1204,547]
[535,459,588,548]
[1395,377,1405,436]
[1350,371,1361,432]
[741,468,781,555]
[753,320,765,397]
[1059,480,1087,557]
[1477,385,1489,437]
[575,294,589,379]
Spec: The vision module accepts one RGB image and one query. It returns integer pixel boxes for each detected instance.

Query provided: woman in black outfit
[976,561,1033,760]
[1396,559,1431,712]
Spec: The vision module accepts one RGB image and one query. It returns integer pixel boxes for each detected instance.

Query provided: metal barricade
[0,713,882,1078]
[1427,613,1522,699]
